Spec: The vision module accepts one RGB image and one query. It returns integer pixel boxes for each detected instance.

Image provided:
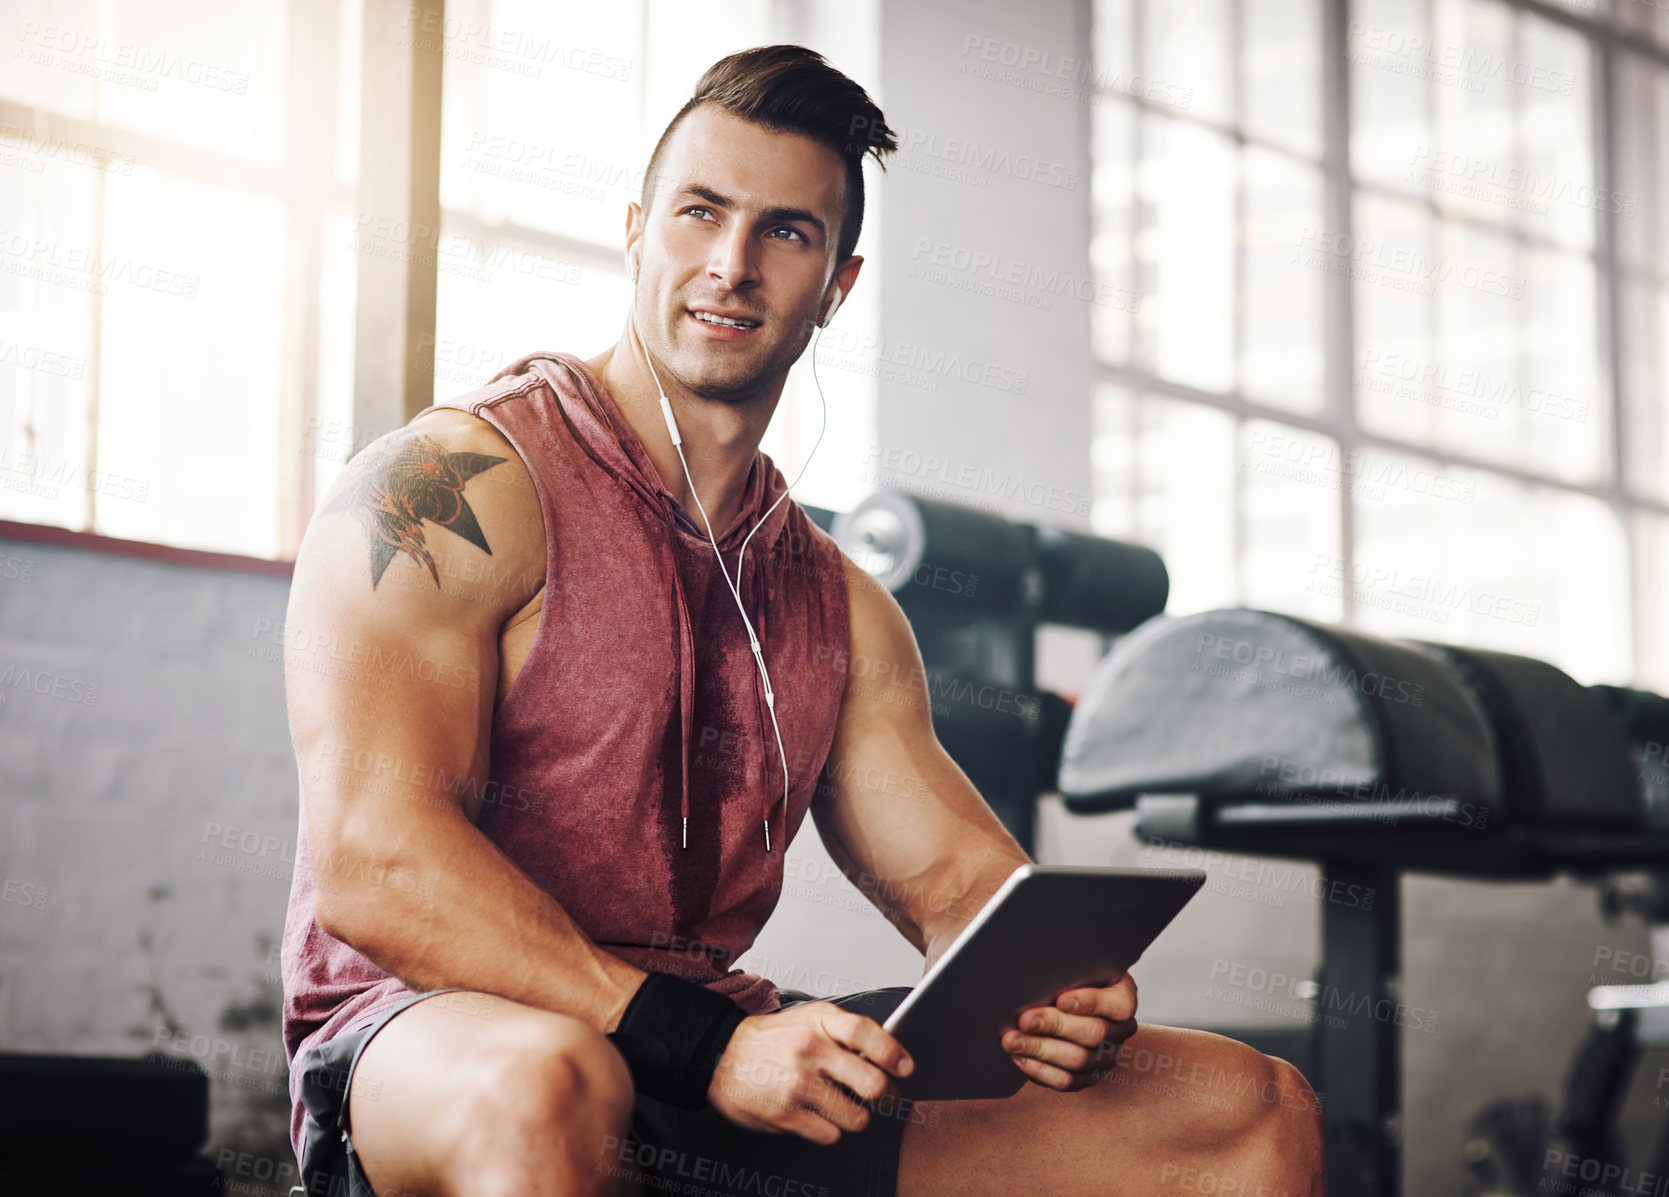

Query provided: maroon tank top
[280,351,851,1155]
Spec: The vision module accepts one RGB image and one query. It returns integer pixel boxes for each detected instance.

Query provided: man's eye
[769,226,806,242]
[683,206,714,220]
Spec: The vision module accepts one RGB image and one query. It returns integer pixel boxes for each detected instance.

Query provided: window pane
[1353,193,1437,445]
[1090,99,1137,363]
[1242,147,1325,414]
[439,0,645,249]
[1142,0,1233,126]
[1091,0,1135,85]
[0,158,97,531]
[1090,382,1136,537]
[1430,0,1516,230]
[94,168,287,556]
[1240,420,1342,622]
[1517,12,1593,252]
[2,2,288,166]
[1614,53,1669,280]
[1349,0,1432,191]
[431,226,629,405]
[1353,453,1631,681]
[1635,512,1669,694]
[1137,115,1235,393]
[1135,395,1238,615]
[1517,246,1606,483]
[1620,276,1669,504]
[1244,0,1323,158]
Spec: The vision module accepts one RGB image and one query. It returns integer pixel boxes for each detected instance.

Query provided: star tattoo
[322,432,507,589]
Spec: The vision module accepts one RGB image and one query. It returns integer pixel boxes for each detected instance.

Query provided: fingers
[1002,1025,1100,1074]
[822,1008,914,1079]
[1013,1004,1109,1049]
[1009,1052,1082,1091]
[1057,974,1138,1022]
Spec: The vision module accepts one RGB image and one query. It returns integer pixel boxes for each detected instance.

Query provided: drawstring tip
[681,816,687,850]
[763,818,772,853]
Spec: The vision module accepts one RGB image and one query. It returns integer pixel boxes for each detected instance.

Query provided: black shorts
[291,985,918,1197]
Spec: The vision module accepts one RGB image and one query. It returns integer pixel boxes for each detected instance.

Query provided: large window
[1,0,875,558]
[1088,0,1669,689]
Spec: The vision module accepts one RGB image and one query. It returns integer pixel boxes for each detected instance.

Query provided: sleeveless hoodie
[281,351,852,1158]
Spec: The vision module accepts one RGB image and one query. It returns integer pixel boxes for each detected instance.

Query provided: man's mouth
[690,309,762,331]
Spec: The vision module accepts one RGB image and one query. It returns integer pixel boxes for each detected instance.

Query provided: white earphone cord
[634,303,832,853]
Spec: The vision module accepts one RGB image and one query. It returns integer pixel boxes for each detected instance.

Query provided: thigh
[896,1021,1314,1197]
[344,989,635,1197]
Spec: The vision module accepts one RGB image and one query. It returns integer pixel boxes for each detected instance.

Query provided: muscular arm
[287,409,645,1032]
[810,554,1031,973]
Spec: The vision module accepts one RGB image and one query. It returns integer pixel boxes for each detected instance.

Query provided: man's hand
[706,1002,915,1144]
[1001,972,1139,1092]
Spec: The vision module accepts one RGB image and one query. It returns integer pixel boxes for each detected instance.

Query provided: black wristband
[605,972,749,1110]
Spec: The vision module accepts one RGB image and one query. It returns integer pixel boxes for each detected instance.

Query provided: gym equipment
[1056,609,1669,1197]
[0,1051,223,1193]
[1462,688,1669,1197]
[819,490,1167,854]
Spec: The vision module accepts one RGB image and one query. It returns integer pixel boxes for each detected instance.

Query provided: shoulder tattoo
[322,431,506,589]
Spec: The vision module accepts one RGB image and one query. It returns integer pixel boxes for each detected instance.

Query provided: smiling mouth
[690,310,762,330]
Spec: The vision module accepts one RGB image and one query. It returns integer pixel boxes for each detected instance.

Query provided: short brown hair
[642,45,898,264]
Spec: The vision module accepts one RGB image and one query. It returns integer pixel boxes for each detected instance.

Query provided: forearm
[918,842,1031,973]
[312,802,646,1033]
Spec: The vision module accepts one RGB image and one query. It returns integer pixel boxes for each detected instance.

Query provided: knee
[1220,1048,1324,1178]
[467,1019,635,1174]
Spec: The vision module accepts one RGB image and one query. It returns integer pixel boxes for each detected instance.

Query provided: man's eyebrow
[676,184,826,239]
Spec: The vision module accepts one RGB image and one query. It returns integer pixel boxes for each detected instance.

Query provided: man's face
[627,105,853,402]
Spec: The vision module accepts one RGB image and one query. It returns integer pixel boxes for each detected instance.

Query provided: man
[280,44,1324,1197]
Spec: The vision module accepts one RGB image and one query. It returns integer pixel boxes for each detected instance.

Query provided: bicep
[287,418,541,853]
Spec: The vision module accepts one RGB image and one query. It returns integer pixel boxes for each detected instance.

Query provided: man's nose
[707,224,759,290]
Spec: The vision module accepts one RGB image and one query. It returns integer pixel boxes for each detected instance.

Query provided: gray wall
[0,534,299,1182]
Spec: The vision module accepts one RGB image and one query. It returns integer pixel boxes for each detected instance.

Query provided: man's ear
[824,256,864,322]
[624,201,645,281]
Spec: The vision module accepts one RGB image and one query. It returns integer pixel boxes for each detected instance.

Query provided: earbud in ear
[818,282,844,328]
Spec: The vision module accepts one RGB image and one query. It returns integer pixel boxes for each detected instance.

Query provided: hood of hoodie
[488,350,795,851]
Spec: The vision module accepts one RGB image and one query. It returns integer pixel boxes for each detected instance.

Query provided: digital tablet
[881,864,1206,1101]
